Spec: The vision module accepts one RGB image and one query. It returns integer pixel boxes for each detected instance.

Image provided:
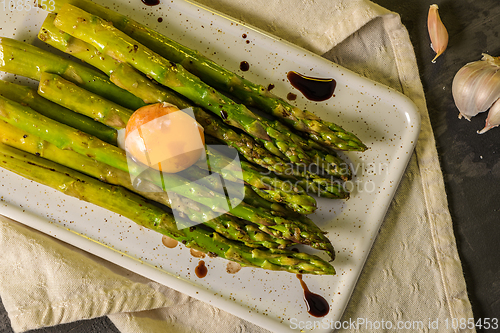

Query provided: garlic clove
[428,4,448,63]
[478,98,500,134]
[452,54,500,120]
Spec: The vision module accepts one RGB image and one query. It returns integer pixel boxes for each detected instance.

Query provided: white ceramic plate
[0,1,420,332]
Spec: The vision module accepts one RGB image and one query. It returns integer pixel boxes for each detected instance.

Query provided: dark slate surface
[1,0,499,332]
[373,0,500,329]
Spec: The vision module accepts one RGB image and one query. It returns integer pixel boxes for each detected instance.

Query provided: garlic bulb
[452,54,500,121]
[428,4,448,63]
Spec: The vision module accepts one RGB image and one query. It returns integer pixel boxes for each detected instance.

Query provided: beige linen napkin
[0,0,474,332]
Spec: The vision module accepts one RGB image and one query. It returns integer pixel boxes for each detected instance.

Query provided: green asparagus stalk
[109,61,349,200]
[202,153,318,215]
[34,70,318,213]
[0,96,336,255]
[0,96,300,249]
[54,5,271,141]
[180,160,328,248]
[0,142,334,274]
[208,215,292,249]
[0,95,234,213]
[112,60,352,190]
[0,118,292,250]
[39,0,365,152]
[53,5,321,165]
[38,72,133,129]
[0,37,146,110]
[306,145,352,180]
[39,17,122,75]
[0,80,117,145]
[242,186,293,216]
[38,18,351,181]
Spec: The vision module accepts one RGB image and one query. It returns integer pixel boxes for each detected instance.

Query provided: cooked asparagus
[0,37,146,110]
[38,17,352,181]
[35,72,319,213]
[52,5,322,165]
[0,119,293,249]
[0,80,117,144]
[0,95,338,256]
[38,72,133,129]
[39,0,366,151]
[0,142,334,274]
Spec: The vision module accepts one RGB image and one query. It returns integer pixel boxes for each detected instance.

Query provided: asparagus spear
[53,6,271,140]
[241,186,293,216]
[179,160,333,255]
[111,63,350,196]
[53,5,321,165]
[0,80,117,144]
[38,72,133,129]
[0,37,146,110]
[38,18,352,181]
[0,143,334,274]
[39,0,366,152]
[109,62,349,200]
[0,90,300,249]
[35,71,318,213]
[0,95,336,255]
[0,118,292,249]
[0,95,232,212]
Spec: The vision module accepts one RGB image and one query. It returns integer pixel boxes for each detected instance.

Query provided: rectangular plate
[0,1,420,332]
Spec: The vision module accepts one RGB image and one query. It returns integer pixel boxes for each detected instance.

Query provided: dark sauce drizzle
[239,61,250,71]
[296,274,330,317]
[287,71,336,101]
[142,0,160,6]
[195,260,208,278]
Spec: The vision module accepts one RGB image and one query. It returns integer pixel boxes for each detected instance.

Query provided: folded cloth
[0,0,474,332]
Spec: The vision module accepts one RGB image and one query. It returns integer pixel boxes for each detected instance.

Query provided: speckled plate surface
[0,1,420,332]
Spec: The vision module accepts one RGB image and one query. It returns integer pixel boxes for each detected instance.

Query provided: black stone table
[376,0,500,327]
[1,0,499,332]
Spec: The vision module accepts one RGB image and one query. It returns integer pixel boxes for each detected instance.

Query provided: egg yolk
[125,102,205,173]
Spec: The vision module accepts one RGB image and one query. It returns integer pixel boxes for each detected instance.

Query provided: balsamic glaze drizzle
[296,274,330,317]
[287,71,336,101]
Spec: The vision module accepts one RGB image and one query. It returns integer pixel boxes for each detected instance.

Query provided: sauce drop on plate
[296,274,330,317]
[287,71,336,101]
[162,235,178,248]
[240,61,250,71]
[141,0,160,6]
[195,260,208,278]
